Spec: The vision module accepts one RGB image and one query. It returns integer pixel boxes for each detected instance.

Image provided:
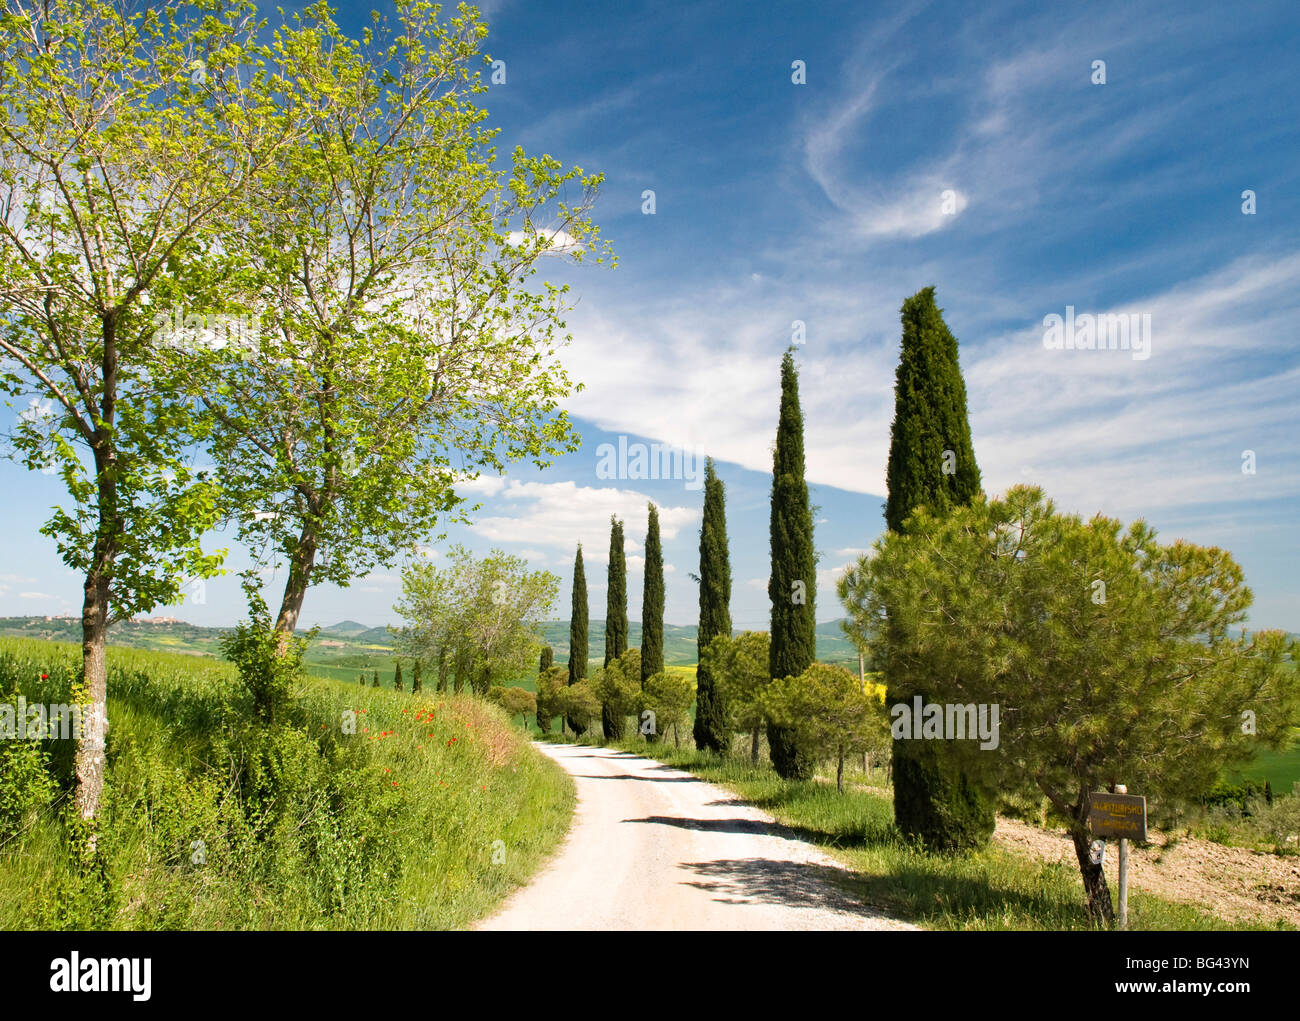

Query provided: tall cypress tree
[640,503,664,684]
[640,503,665,743]
[768,349,818,779]
[885,286,993,852]
[566,544,589,734]
[394,661,403,691]
[693,458,733,753]
[540,645,554,673]
[412,660,422,693]
[603,516,629,739]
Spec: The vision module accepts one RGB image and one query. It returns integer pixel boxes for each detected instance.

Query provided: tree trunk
[751,728,759,765]
[273,517,319,653]
[673,721,679,748]
[73,328,119,829]
[837,749,845,793]
[1070,821,1115,927]
[74,565,110,826]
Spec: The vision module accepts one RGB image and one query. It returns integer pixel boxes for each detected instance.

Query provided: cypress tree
[640,503,665,743]
[768,349,818,779]
[693,457,733,753]
[566,544,588,734]
[885,286,994,852]
[540,645,554,673]
[603,516,629,739]
[394,661,403,691]
[359,673,365,686]
[640,504,664,684]
[412,660,422,693]
[372,670,379,688]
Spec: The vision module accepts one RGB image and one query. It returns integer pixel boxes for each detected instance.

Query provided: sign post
[1087,787,1146,931]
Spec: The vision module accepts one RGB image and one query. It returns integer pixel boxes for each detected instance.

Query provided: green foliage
[161,1,611,640]
[603,516,628,738]
[0,695,57,845]
[488,686,536,727]
[569,545,588,685]
[880,286,991,852]
[593,648,641,740]
[0,637,575,930]
[641,504,665,685]
[605,516,628,665]
[768,350,817,779]
[761,664,890,792]
[218,579,313,724]
[638,671,694,745]
[535,665,568,735]
[702,631,771,757]
[556,679,600,735]
[694,458,733,753]
[863,484,1300,916]
[393,546,558,696]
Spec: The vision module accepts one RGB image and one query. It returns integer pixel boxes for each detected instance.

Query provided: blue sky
[2,0,1298,632]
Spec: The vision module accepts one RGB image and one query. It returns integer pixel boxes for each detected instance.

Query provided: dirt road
[479,743,916,931]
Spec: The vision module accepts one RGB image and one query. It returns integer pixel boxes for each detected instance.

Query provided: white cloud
[467,479,698,553]
[19,591,56,600]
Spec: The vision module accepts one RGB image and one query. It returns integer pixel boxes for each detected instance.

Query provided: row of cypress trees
[762,287,992,846]
[553,285,986,852]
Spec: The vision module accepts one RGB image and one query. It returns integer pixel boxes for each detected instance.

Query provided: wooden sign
[1088,792,1147,841]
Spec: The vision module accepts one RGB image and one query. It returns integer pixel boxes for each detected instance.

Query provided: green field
[1225,728,1300,791]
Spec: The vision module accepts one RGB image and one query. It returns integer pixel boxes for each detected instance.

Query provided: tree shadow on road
[675,856,905,922]
[572,774,702,782]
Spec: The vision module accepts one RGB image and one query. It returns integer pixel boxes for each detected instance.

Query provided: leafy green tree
[219,575,313,725]
[861,485,1300,923]
[603,516,628,738]
[567,544,589,733]
[768,350,817,779]
[593,648,640,739]
[694,458,733,752]
[489,686,536,728]
[702,631,771,763]
[177,1,610,652]
[761,664,887,793]
[536,664,568,735]
[394,546,557,695]
[638,672,694,748]
[880,286,993,852]
[0,0,293,823]
[557,679,600,735]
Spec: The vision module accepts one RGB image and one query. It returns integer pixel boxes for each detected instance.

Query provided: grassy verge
[591,735,1291,931]
[0,637,573,930]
